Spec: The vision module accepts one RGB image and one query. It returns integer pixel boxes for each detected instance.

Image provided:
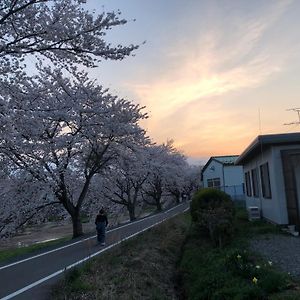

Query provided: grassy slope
[48,207,300,300]
[0,236,71,263]
[51,213,191,300]
[179,208,300,300]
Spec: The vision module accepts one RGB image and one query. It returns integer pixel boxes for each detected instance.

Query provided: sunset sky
[87,0,300,164]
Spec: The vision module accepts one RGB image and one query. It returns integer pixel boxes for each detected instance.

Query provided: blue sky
[85,0,300,162]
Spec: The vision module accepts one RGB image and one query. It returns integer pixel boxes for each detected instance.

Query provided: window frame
[260,162,272,199]
[207,177,221,189]
[251,168,259,198]
[245,171,252,197]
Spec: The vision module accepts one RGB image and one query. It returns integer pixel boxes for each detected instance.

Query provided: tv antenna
[284,108,300,126]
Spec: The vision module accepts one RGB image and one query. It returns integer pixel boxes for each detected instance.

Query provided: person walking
[95,208,108,246]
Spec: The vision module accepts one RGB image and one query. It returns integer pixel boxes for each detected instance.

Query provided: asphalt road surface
[0,202,189,300]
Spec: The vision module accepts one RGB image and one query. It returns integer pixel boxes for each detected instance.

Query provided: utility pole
[284,108,300,126]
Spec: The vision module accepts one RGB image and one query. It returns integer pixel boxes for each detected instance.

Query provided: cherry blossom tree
[0,169,61,237]
[0,0,138,75]
[140,145,165,212]
[102,146,150,221]
[141,141,186,211]
[0,1,146,238]
[164,150,189,205]
[0,68,148,238]
[182,165,201,200]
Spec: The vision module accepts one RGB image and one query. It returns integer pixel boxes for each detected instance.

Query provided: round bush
[190,188,235,247]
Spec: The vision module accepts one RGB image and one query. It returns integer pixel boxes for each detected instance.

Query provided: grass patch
[51,213,191,299]
[179,207,300,299]
[0,236,71,263]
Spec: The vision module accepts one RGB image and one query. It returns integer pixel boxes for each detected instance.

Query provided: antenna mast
[258,108,262,134]
[284,108,300,126]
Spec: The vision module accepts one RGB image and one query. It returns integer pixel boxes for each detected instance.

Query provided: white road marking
[0,206,187,300]
[0,203,187,271]
[34,238,59,244]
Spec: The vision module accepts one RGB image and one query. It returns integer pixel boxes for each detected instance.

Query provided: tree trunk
[156,198,162,212]
[71,210,83,238]
[175,193,180,204]
[128,204,136,221]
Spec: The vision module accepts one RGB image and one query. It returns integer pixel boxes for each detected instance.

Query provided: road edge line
[0,206,189,300]
[0,202,188,270]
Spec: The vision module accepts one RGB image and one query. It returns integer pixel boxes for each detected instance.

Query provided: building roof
[236,132,300,165]
[201,155,239,178]
[213,156,239,165]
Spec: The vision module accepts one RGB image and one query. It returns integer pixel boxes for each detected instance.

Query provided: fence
[218,184,245,202]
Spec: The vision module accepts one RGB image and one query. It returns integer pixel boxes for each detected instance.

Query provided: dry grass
[51,213,190,300]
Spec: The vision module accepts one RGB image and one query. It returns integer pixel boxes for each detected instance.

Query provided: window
[260,163,272,199]
[245,171,252,197]
[207,178,221,189]
[251,168,259,198]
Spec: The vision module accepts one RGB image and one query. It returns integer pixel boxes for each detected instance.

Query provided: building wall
[224,165,244,186]
[243,144,300,225]
[203,160,244,199]
[272,144,300,224]
[203,160,224,188]
[223,165,244,198]
[242,147,283,224]
[295,162,300,215]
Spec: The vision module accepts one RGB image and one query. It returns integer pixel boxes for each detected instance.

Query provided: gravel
[250,233,300,278]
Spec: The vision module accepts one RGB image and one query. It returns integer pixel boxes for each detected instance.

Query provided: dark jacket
[95,214,108,227]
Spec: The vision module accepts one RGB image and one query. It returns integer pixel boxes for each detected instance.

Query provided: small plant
[225,249,257,279]
[225,249,290,294]
[190,188,235,247]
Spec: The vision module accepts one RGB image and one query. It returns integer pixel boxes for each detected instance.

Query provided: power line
[258,108,262,134]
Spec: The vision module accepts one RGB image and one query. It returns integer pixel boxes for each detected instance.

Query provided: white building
[235,132,300,226]
[201,156,244,200]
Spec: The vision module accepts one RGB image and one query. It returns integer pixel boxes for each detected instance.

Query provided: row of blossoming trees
[0,0,200,238]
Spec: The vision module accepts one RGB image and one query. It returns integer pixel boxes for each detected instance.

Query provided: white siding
[203,160,244,199]
[243,147,284,224]
[243,144,300,225]
[224,165,244,186]
[203,160,224,188]
[223,165,244,198]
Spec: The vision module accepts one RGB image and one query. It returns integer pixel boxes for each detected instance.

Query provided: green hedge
[190,188,235,247]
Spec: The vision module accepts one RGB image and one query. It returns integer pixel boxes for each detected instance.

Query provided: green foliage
[190,188,235,247]
[179,239,265,299]
[225,249,289,293]
[269,291,300,300]
[248,220,282,235]
[179,207,298,300]
[234,207,248,221]
[180,235,291,299]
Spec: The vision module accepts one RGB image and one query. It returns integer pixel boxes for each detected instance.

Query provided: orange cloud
[125,1,295,159]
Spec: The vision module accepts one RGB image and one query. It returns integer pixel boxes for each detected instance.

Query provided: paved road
[0,202,189,300]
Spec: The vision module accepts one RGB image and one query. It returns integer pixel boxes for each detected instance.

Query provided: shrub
[190,188,235,247]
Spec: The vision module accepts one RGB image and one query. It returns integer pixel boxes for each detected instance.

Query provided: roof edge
[236,132,300,165]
